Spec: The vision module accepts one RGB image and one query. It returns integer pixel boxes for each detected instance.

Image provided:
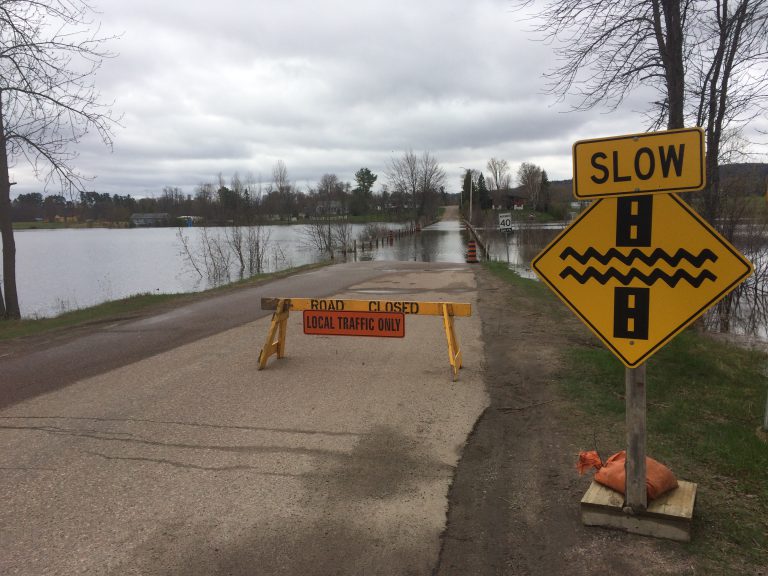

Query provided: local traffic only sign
[258,298,471,379]
[303,310,405,337]
[573,127,705,199]
[533,191,752,368]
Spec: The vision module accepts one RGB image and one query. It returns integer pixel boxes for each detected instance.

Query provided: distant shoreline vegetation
[11,212,416,230]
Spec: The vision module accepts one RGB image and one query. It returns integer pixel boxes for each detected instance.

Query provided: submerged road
[0,261,488,575]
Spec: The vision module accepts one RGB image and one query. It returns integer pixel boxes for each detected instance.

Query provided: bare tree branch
[0,0,120,319]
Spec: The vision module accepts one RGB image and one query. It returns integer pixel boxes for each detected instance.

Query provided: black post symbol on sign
[614,196,652,340]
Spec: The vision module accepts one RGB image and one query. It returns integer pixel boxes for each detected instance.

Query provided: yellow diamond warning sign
[532,193,752,367]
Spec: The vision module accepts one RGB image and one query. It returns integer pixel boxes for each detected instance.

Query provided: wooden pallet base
[580,480,697,542]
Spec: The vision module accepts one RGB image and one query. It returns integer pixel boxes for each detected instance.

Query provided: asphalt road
[0,261,488,576]
[0,261,445,409]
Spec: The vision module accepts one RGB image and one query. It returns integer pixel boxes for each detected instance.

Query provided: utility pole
[460,167,474,224]
[470,176,473,225]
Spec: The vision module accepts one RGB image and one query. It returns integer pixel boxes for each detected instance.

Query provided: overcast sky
[10,0,768,198]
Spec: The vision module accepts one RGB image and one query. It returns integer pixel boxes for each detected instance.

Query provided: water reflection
[367,219,467,264]
[481,224,564,279]
[704,234,768,341]
[11,216,768,343]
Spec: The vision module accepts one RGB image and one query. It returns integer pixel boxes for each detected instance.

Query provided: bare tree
[417,150,446,224]
[302,174,342,259]
[518,162,543,210]
[386,150,420,220]
[518,0,768,231]
[518,1,687,128]
[487,157,512,190]
[272,159,294,220]
[0,0,120,319]
[272,160,288,191]
[687,1,768,225]
[387,149,446,225]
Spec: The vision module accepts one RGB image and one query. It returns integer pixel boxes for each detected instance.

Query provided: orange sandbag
[576,450,603,475]
[594,450,678,500]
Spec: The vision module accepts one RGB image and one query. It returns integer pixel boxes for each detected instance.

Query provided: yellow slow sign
[573,128,705,199]
[532,193,751,367]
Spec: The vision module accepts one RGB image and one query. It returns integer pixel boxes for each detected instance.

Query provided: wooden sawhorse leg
[441,304,463,381]
[258,298,290,370]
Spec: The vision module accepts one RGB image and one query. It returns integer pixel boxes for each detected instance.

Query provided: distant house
[176,215,204,227]
[315,200,345,216]
[491,188,530,210]
[54,215,78,223]
[130,213,170,227]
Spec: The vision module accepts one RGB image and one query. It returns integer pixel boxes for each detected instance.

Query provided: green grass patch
[488,264,768,572]
[484,260,550,301]
[12,220,127,229]
[483,262,575,328]
[562,332,768,571]
[14,221,81,230]
[0,292,186,340]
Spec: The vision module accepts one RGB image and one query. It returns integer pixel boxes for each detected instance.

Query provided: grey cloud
[13,0,717,198]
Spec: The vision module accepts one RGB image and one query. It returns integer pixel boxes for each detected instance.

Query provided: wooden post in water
[625,363,647,513]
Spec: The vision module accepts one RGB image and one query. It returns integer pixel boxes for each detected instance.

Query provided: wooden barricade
[258,297,471,380]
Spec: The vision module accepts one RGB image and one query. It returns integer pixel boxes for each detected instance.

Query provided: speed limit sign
[498,212,512,231]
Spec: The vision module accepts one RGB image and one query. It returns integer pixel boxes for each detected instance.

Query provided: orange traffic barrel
[466,240,479,263]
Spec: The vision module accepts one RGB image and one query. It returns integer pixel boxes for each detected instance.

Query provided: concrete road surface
[0,262,488,576]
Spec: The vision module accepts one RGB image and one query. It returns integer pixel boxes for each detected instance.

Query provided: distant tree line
[459,155,768,225]
[10,154,450,225]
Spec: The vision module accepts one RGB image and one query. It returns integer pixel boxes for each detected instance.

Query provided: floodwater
[7,218,765,342]
[7,220,483,318]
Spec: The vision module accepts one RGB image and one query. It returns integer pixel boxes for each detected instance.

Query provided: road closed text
[308,298,420,315]
[303,310,405,338]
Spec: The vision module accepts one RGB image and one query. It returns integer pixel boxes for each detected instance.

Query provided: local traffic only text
[303,310,405,338]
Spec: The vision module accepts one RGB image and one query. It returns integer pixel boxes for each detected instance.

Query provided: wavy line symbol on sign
[531,192,753,367]
[559,266,718,287]
[559,247,718,267]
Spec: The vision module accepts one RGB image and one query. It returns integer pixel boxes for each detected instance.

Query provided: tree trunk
[0,93,21,319]
[661,0,686,130]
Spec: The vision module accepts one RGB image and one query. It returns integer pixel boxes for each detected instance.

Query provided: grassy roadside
[485,261,768,574]
[0,262,330,342]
